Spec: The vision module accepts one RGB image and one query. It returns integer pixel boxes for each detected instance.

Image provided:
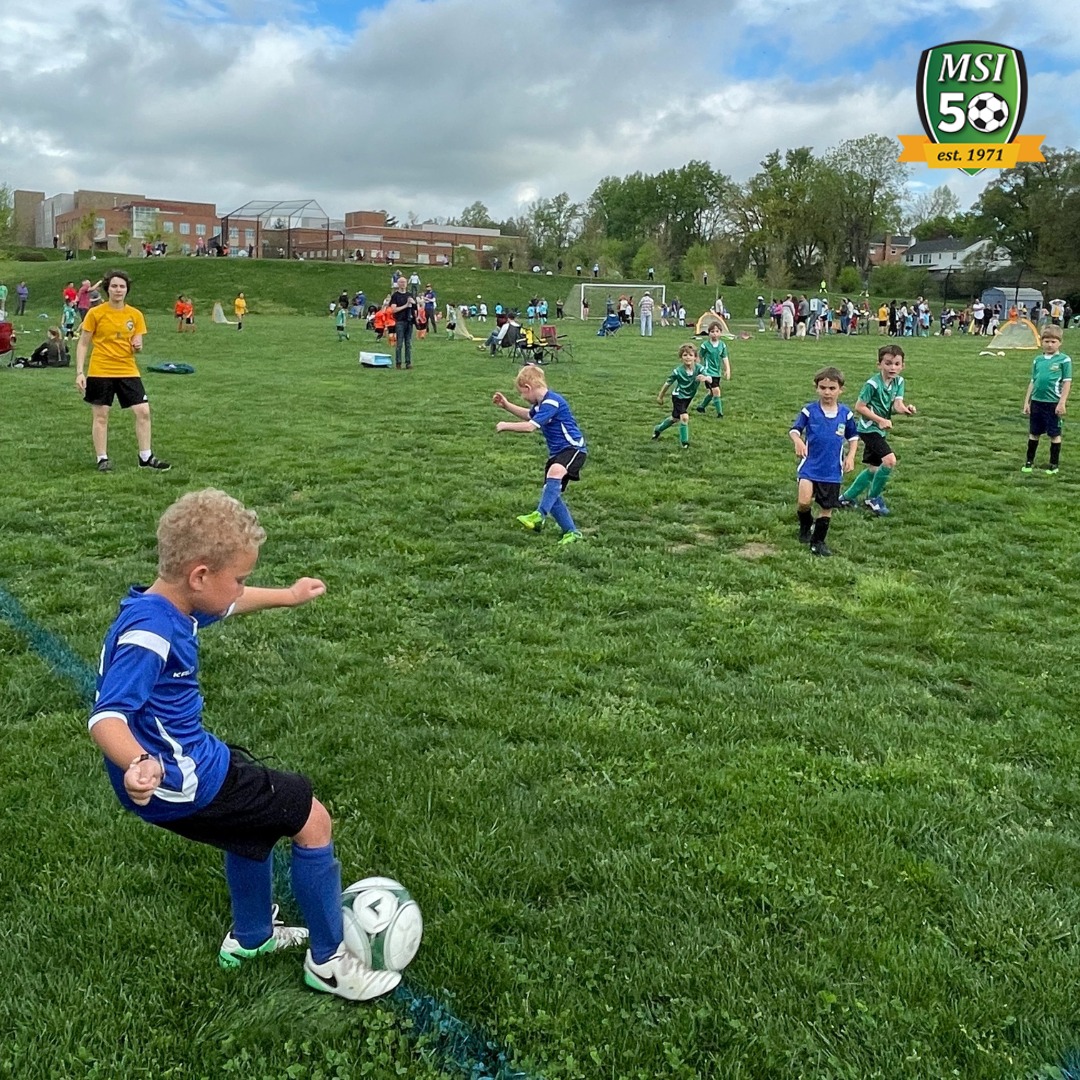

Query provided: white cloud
[1,0,1072,223]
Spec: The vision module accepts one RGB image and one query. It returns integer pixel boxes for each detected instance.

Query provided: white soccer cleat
[303,946,402,1001]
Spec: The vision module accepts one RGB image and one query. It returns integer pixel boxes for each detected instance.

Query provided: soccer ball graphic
[342,876,423,972]
[967,92,1009,134]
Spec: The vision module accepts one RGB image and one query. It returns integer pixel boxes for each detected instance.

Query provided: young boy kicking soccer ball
[654,343,707,449]
[88,489,400,1002]
[839,344,917,516]
[1022,324,1071,474]
[493,364,587,544]
[696,321,731,417]
[789,366,859,557]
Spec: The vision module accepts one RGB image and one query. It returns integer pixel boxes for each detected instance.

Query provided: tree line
[441,136,1080,299]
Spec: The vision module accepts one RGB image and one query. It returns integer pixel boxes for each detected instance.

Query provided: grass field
[3,275,1080,1079]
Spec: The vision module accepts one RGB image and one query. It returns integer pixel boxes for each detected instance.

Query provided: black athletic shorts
[158,747,313,861]
[859,431,893,466]
[84,376,148,409]
[672,395,693,419]
[1029,399,1063,438]
[703,376,722,391]
[808,480,842,509]
[545,448,586,491]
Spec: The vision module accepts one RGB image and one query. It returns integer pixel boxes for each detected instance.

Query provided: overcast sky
[3,0,1076,224]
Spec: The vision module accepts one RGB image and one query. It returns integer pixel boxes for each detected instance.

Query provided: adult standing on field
[76,279,97,323]
[75,270,170,473]
[639,291,654,336]
[389,280,417,369]
[16,280,29,315]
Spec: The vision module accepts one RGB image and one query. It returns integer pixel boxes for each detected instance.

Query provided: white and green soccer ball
[341,876,423,972]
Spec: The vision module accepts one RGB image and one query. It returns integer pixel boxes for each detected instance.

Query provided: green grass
[2,299,1080,1079]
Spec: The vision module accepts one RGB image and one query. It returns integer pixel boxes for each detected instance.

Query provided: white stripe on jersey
[88,709,128,730]
[117,629,171,661]
[150,716,199,804]
[560,423,585,448]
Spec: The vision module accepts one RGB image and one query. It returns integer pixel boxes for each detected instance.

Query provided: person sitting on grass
[838,344,917,516]
[30,326,70,367]
[653,343,707,449]
[789,366,859,557]
[87,488,401,1002]
[493,364,586,544]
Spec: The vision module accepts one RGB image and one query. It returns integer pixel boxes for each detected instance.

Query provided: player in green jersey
[1022,324,1072,474]
[653,343,707,449]
[838,344,917,516]
[695,321,731,417]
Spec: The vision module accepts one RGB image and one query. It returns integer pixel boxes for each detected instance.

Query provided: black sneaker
[798,528,812,545]
[138,455,171,471]
[96,457,112,472]
[810,542,833,557]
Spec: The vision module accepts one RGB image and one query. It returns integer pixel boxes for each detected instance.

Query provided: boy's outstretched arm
[492,392,532,420]
[232,577,326,615]
[854,399,891,428]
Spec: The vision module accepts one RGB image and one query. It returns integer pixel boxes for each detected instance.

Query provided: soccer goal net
[565,282,665,319]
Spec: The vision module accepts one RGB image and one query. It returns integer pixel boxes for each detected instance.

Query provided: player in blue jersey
[88,489,400,1002]
[789,366,859,556]
[493,363,586,544]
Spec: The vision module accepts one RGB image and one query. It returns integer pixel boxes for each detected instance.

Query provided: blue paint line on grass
[0,583,540,1080]
[0,587,97,703]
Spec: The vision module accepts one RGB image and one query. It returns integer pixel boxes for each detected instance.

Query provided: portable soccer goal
[992,316,1040,349]
[566,282,665,319]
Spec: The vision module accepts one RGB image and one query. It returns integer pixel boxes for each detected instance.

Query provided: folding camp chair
[0,322,15,365]
[511,327,547,364]
[596,314,621,337]
[539,324,573,361]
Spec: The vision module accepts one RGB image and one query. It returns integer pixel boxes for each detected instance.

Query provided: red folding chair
[0,322,16,365]
[539,323,573,361]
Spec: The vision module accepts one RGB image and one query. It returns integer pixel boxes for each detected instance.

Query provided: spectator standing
[639,292,654,336]
[16,280,29,315]
[389,281,417,369]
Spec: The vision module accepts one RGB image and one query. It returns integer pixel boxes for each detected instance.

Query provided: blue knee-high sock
[291,843,343,964]
[550,496,577,534]
[538,477,562,517]
[224,851,274,948]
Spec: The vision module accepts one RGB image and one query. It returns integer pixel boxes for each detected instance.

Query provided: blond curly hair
[157,489,266,581]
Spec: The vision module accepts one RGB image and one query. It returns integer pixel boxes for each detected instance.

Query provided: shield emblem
[917,41,1026,176]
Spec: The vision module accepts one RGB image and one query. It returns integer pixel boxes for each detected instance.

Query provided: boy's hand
[792,438,808,458]
[1056,401,1067,417]
[125,756,163,806]
[288,578,326,606]
[878,418,892,430]
[496,421,510,432]
[1022,402,1031,415]
[907,404,917,415]
[844,453,856,473]
[492,392,508,408]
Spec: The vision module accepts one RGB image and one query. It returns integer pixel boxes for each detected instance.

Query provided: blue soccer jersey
[791,401,858,483]
[89,587,232,821]
[529,391,587,457]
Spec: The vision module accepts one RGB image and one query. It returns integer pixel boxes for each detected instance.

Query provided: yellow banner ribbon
[898,133,1045,168]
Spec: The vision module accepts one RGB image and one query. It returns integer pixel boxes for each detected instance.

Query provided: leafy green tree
[837,265,862,294]
[78,212,97,256]
[630,240,666,282]
[0,182,14,246]
[870,262,920,298]
[457,201,498,229]
[822,134,908,271]
[971,146,1080,278]
[116,227,132,255]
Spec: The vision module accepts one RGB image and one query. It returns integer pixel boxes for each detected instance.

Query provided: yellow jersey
[83,304,147,378]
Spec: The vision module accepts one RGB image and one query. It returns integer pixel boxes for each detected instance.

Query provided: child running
[653,343,707,449]
[1022,323,1071,473]
[789,366,859,556]
[87,489,400,1001]
[695,321,731,417]
[493,364,586,544]
[838,344,917,515]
